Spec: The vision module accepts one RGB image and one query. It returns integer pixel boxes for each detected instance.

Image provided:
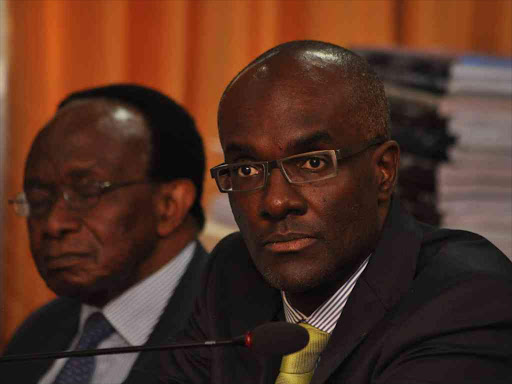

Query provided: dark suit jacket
[1,242,210,384]
[162,199,512,384]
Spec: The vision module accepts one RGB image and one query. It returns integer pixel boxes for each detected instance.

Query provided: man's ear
[373,140,400,203]
[154,179,197,237]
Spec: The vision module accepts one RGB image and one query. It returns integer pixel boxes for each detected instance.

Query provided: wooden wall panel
[470,0,512,56]
[400,0,512,55]
[2,0,511,350]
[125,1,189,99]
[3,1,58,349]
[306,0,397,47]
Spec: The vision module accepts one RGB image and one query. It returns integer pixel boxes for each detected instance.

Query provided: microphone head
[245,322,309,357]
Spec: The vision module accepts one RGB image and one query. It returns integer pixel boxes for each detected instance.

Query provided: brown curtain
[2,0,511,349]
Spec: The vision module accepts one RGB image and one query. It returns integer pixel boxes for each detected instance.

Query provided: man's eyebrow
[286,131,334,152]
[223,142,260,160]
[23,168,98,189]
[223,142,247,156]
[23,179,52,189]
[67,168,96,182]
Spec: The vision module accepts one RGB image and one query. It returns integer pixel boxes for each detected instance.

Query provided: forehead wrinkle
[223,130,336,163]
[26,146,101,185]
[222,79,338,130]
[26,100,151,184]
[223,140,260,161]
[286,131,334,152]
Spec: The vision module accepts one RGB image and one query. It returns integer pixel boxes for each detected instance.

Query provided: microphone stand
[0,335,246,363]
[0,321,308,363]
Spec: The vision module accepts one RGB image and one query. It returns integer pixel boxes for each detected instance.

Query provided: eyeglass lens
[21,185,102,217]
[217,151,338,191]
[282,151,337,183]
[218,164,266,191]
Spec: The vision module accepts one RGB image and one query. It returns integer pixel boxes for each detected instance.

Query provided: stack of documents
[439,55,512,258]
[355,47,456,227]
[356,48,511,258]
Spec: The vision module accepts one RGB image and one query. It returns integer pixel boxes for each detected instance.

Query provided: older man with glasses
[162,41,512,384]
[1,84,210,384]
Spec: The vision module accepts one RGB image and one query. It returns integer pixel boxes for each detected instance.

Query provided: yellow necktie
[275,323,331,384]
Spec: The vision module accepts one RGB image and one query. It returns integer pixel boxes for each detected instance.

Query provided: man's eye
[300,156,328,170]
[73,183,101,198]
[25,189,53,214]
[235,165,260,178]
[25,188,52,204]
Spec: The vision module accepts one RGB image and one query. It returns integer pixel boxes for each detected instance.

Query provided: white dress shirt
[282,255,370,333]
[39,241,197,384]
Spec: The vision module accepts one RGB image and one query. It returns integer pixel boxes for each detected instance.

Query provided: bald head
[219,40,389,143]
[26,99,151,182]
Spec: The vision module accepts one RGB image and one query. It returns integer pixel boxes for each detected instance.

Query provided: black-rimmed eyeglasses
[8,180,152,218]
[210,138,386,193]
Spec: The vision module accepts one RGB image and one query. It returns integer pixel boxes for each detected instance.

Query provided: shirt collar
[80,241,197,346]
[282,255,370,333]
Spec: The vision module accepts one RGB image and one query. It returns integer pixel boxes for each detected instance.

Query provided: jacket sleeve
[158,237,227,384]
[373,274,512,384]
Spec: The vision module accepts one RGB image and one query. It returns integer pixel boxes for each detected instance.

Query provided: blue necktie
[53,312,115,384]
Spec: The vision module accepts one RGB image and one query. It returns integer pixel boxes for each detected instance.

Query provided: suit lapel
[227,248,282,338]
[311,278,384,384]
[10,299,81,383]
[311,198,423,384]
[215,233,284,383]
[124,242,210,384]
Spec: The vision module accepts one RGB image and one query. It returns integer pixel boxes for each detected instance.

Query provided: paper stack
[439,55,512,258]
[355,47,456,227]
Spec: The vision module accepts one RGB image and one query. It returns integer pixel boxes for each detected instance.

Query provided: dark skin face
[219,52,399,315]
[25,99,160,307]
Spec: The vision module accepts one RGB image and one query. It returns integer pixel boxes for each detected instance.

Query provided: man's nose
[260,167,307,220]
[40,194,82,238]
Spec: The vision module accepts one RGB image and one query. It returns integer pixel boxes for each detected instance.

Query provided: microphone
[0,321,308,363]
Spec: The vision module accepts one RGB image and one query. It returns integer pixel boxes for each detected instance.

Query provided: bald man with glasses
[2,84,210,384]
[162,41,512,384]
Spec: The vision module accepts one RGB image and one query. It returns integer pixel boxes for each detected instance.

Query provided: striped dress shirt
[39,241,197,384]
[282,256,370,333]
